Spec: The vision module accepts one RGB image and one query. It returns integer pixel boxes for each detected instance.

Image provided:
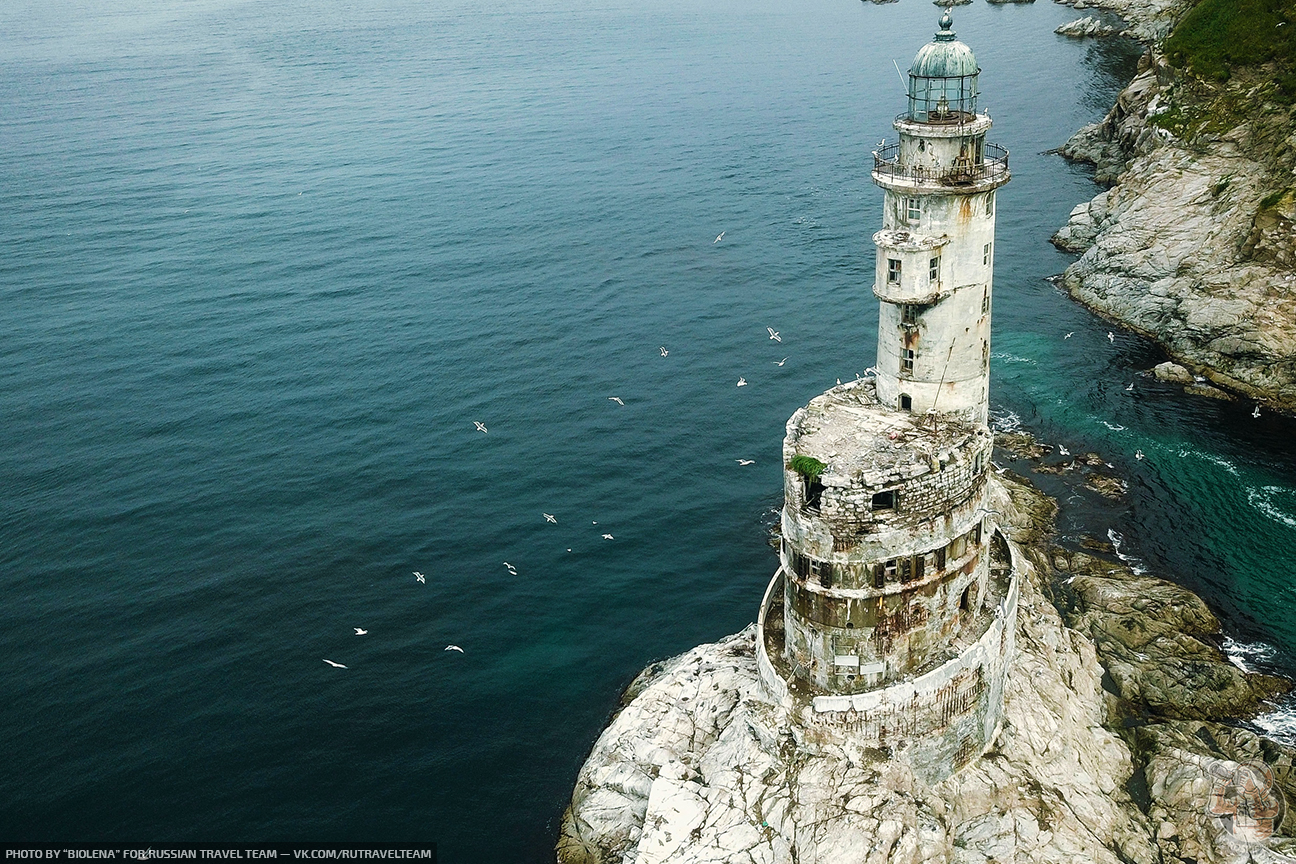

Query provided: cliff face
[1051,21,1296,411]
[557,471,1294,864]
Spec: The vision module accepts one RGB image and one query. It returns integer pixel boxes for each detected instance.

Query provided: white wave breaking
[1246,485,1296,529]
[1106,528,1148,575]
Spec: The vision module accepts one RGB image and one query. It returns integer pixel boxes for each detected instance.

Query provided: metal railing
[872,141,1009,187]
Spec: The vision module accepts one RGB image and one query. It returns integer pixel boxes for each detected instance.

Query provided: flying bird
[1058,445,1070,456]
[774,357,787,366]
[354,628,368,635]
[736,377,747,387]
[714,232,725,244]
[602,533,614,540]
[608,396,624,405]
[1064,332,1073,339]
[1125,383,1135,392]
[444,645,464,653]
[503,562,518,575]
[474,421,488,434]
[736,459,755,465]
[767,327,781,343]
[1253,404,1262,418]
[414,571,425,583]
[1107,332,1115,343]
[1135,450,1145,460]
[659,346,669,357]
[323,659,347,668]
[544,513,557,523]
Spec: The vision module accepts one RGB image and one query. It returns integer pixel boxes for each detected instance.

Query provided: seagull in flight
[659,346,669,357]
[503,562,518,575]
[1064,332,1073,339]
[444,645,464,653]
[354,628,368,635]
[774,357,787,366]
[714,231,724,244]
[609,396,624,405]
[736,459,755,465]
[736,377,747,387]
[1125,382,1135,392]
[602,533,615,540]
[1135,450,1145,460]
[767,327,781,343]
[474,421,488,434]
[544,513,557,523]
[1058,445,1070,456]
[323,659,347,668]
[414,571,425,583]
[1253,404,1262,418]
[1107,332,1115,343]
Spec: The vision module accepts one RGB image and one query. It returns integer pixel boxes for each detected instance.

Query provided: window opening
[982,290,989,314]
[906,197,921,222]
[902,348,915,374]
[805,476,824,510]
[900,304,918,325]
[887,258,902,284]
[960,584,972,611]
[929,256,940,282]
[986,193,994,216]
[873,564,885,589]
[935,547,946,570]
[899,393,912,411]
[871,490,895,510]
[983,243,992,266]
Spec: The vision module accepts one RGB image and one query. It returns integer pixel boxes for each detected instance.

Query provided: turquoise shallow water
[2,0,1295,859]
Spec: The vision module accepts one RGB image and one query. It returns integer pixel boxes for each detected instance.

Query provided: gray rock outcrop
[1053,53,1296,413]
[557,474,1296,863]
[1055,16,1122,38]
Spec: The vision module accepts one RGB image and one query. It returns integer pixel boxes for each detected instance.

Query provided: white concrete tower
[871,10,1009,426]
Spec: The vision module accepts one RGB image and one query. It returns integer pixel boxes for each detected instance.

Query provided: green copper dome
[908,11,979,80]
[906,11,980,123]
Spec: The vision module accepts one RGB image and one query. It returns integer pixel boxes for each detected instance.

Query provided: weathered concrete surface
[1053,50,1296,413]
[557,473,1295,863]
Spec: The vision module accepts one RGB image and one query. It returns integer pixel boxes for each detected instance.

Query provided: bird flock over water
[316,229,801,671]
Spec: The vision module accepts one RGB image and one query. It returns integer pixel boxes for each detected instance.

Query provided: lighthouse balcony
[872,141,1009,193]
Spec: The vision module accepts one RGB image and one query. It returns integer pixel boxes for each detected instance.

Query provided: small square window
[906,198,921,222]
[872,490,896,510]
[929,256,940,282]
[887,258,902,284]
[900,304,918,325]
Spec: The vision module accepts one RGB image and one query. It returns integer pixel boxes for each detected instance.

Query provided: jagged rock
[1053,550,1291,720]
[995,431,1048,460]
[1052,0,1192,42]
[1085,474,1128,499]
[1184,382,1234,400]
[1053,53,1296,414]
[1153,361,1194,384]
[1055,16,1121,38]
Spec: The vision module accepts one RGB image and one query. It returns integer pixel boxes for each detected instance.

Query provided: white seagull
[1253,404,1262,418]
[544,513,557,523]
[767,327,781,343]
[354,628,368,635]
[1064,332,1073,339]
[1135,450,1145,460]
[444,645,464,653]
[736,459,755,465]
[1125,382,1135,392]
[1058,445,1070,456]
[1107,332,1115,343]
[474,421,488,434]
[736,377,747,387]
[602,533,615,540]
[414,571,425,583]
[659,346,669,357]
[323,659,347,668]
[609,396,624,405]
[774,357,787,366]
[714,231,725,244]
[503,562,518,575]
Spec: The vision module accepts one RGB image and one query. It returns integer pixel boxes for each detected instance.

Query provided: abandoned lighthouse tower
[755,11,1018,785]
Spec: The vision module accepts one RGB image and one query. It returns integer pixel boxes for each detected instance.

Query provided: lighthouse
[755,11,1018,784]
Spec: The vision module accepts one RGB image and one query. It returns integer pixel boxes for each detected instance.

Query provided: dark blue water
[3,0,1294,859]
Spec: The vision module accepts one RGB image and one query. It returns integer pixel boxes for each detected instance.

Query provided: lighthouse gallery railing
[872,141,1009,187]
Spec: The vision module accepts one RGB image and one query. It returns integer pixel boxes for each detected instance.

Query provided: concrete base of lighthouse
[757,526,1019,786]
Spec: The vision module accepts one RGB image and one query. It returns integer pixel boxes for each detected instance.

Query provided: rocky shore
[1050,0,1296,413]
[557,466,1295,863]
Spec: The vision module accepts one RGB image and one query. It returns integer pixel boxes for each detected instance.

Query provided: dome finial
[937,8,955,40]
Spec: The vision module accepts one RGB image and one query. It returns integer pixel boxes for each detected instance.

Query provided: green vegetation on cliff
[1165,0,1296,91]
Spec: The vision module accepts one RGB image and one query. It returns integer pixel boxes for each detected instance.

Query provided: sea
[2,0,1295,859]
